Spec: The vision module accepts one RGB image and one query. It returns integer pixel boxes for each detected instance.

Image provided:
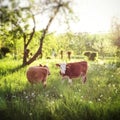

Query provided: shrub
[116,50,120,58]
[83,51,98,61]
[0,47,10,58]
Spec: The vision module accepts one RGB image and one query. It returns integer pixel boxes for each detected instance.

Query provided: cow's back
[26,67,48,83]
[78,61,88,74]
[65,61,87,78]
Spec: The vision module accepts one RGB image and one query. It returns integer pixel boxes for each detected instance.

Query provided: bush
[116,50,120,58]
[83,51,98,61]
[0,47,10,58]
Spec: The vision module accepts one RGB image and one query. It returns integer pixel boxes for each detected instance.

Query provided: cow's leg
[61,76,69,83]
[61,77,65,83]
[43,80,47,88]
[68,78,72,84]
[81,75,86,83]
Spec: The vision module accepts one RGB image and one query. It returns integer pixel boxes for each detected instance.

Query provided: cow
[26,64,50,87]
[56,61,88,84]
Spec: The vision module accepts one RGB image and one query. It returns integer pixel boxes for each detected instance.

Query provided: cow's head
[56,63,66,74]
[43,65,50,75]
[38,64,50,75]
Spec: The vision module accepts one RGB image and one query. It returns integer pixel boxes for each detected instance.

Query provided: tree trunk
[22,6,61,67]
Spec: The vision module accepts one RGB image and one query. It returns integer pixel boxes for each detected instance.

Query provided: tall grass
[0,58,120,120]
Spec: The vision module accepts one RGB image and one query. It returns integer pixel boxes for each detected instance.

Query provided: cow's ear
[43,65,47,68]
[66,65,70,69]
[39,64,42,67]
[56,64,60,67]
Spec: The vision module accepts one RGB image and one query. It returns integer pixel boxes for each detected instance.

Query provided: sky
[49,0,120,34]
[1,0,120,34]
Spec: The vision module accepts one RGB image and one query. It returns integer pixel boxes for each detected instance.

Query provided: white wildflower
[74,96,76,98]
[113,84,115,88]
[60,94,63,97]
[98,84,100,87]
[46,94,48,97]
[115,89,118,93]
[79,89,81,92]
[81,96,83,98]
[29,113,32,116]
[25,96,28,99]
[51,101,54,104]
[111,75,114,77]
[31,92,35,97]
[98,98,101,101]
[100,94,103,98]
[80,99,82,102]
[108,84,111,87]
[89,101,93,104]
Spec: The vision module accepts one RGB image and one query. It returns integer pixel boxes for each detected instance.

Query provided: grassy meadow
[0,57,120,120]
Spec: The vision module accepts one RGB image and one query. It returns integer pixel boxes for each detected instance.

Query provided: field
[0,58,120,120]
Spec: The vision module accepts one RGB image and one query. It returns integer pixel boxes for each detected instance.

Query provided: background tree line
[0,0,75,66]
[0,0,120,66]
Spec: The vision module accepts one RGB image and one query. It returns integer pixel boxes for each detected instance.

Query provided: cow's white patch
[59,63,66,74]
[43,81,47,86]
[68,78,72,84]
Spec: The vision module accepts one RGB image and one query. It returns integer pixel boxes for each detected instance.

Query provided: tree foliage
[0,0,74,66]
[111,17,120,48]
[111,17,120,60]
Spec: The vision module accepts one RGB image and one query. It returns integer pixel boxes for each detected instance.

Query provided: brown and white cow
[26,64,50,87]
[56,61,88,84]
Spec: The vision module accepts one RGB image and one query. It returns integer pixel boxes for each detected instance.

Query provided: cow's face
[56,63,66,74]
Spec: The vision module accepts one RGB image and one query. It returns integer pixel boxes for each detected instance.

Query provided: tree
[0,0,32,59]
[111,17,120,59]
[111,17,120,47]
[0,0,74,66]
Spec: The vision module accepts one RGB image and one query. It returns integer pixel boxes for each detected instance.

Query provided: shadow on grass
[0,65,25,77]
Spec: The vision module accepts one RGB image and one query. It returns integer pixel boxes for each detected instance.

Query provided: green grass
[0,58,120,120]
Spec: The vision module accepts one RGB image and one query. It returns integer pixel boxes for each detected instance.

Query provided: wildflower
[115,89,118,93]
[98,98,101,101]
[12,95,16,98]
[89,101,93,104]
[31,92,35,97]
[51,101,54,104]
[108,84,111,87]
[112,84,115,88]
[81,96,83,99]
[74,96,76,98]
[108,97,111,100]
[29,113,32,116]
[60,94,63,98]
[111,75,114,77]
[25,96,28,99]
[99,61,104,65]
[79,89,81,92]
[100,94,103,98]
[80,99,82,102]
[98,84,100,87]
[46,94,49,97]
